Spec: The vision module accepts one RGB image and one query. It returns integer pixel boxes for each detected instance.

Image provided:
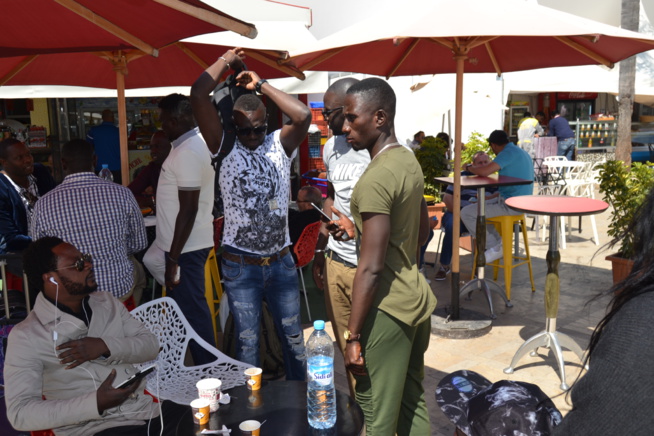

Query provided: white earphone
[49,277,58,285]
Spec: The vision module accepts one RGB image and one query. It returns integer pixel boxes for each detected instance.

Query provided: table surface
[183,380,364,436]
[506,195,608,217]
[434,174,532,189]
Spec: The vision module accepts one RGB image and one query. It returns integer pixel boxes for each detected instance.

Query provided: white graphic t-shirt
[323,135,370,265]
[220,130,293,255]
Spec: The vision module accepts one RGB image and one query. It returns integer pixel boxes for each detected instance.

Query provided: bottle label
[308,358,333,387]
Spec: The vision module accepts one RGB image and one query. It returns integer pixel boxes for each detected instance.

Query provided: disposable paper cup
[197,378,222,412]
[244,367,262,391]
[190,398,210,425]
[239,419,261,436]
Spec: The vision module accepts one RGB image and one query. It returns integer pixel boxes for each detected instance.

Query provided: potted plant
[414,135,450,222]
[597,160,654,283]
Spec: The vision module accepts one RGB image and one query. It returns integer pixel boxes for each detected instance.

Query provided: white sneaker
[484,243,503,263]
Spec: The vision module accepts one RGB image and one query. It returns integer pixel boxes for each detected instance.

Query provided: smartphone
[115,364,156,389]
[311,202,332,221]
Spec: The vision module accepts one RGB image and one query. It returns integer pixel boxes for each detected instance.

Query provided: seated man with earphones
[4,236,193,436]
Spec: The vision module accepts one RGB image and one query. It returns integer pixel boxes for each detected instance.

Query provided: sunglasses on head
[235,125,268,136]
[321,106,343,119]
[55,253,93,272]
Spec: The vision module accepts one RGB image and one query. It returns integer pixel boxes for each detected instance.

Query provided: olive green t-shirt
[351,146,437,326]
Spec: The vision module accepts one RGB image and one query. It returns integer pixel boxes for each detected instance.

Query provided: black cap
[487,130,509,145]
[436,370,562,436]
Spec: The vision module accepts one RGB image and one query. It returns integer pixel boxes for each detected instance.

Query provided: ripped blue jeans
[221,246,306,380]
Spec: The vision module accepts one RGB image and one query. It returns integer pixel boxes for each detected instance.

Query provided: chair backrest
[544,155,568,162]
[130,297,252,399]
[293,221,322,268]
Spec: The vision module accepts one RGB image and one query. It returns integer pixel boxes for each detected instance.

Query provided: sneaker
[419,267,432,284]
[434,265,451,281]
[485,243,504,263]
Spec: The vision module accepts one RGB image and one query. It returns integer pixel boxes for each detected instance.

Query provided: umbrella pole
[450,52,466,320]
[116,66,129,186]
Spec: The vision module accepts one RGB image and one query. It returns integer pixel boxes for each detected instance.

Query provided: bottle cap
[102,164,109,169]
[313,320,325,330]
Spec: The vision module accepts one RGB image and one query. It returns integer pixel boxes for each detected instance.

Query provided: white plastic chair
[130,297,252,405]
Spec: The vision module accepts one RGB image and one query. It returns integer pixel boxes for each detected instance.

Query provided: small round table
[181,380,364,435]
[502,195,608,390]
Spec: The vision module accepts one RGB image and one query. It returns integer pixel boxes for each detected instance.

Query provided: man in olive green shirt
[331,78,436,435]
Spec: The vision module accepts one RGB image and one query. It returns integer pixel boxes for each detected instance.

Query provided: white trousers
[460,197,522,249]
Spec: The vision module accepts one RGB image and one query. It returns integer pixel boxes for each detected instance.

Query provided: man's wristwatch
[255,79,268,94]
[344,330,361,343]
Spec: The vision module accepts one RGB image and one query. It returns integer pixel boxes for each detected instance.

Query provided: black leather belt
[326,249,357,269]
[222,247,290,266]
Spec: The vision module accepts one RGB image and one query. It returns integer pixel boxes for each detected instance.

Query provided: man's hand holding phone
[327,207,355,242]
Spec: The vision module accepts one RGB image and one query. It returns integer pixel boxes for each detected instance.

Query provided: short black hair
[61,139,94,166]
[234,94,264,112]
[536,111,546,118]
[299,186,323,207]
[0,138,23,160]
[346,77,396,119]
[158,93,193,120]
[325,77,359,98]
[23,236,65,295]
[524,112,532,118]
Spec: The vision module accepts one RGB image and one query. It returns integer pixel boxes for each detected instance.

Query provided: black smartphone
[311,202,332,221]
[115,364,156,389]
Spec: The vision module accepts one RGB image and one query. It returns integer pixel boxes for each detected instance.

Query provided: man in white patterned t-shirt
[191,48,311,380]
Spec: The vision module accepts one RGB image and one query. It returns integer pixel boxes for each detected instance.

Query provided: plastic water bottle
[98,164,113,182]
[307,320,336,429]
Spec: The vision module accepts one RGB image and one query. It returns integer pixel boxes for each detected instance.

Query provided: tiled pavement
[303,191,615,435]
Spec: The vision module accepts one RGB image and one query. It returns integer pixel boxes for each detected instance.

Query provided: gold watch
[343,330,361,343]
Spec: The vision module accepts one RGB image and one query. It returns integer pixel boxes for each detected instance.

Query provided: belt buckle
[260,256,271,266]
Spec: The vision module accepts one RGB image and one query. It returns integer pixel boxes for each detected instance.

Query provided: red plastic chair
[293,221,322,322]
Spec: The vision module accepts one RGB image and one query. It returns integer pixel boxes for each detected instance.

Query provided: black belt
[326,249,357,269]
[222,247,290,266]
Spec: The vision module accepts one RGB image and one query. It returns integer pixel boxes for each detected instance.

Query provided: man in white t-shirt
[191,48,311,380]
[143,93,216,365]
[311,77,369,397]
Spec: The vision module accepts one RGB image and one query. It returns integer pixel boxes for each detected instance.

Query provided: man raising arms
[191,48,311,380]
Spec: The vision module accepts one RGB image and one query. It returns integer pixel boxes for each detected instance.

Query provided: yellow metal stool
[162,248,223,347]
[474,214,535,301]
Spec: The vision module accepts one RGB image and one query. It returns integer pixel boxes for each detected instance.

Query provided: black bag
[210,65,256,217]
[222,301,285,381]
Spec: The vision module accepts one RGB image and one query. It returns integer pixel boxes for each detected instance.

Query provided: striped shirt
[30,173,147,298]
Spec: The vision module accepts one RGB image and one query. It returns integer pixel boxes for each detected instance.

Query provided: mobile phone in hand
[115,364,156,389]
[311,203,333,221]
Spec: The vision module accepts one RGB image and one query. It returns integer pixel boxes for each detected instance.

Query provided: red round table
[502,195,608,390]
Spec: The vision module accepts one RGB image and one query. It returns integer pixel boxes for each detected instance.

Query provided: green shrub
[414,135,449,199]
[598,160,654,258]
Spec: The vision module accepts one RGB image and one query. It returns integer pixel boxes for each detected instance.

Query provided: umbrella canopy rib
[174,42,210,69]
[54,0,158,57]
[554,36,614,68]
[484,42,501,76]
[0,56,37,86]
[387,39,420,79]
[244,51,305,80]
[153,0,257,39]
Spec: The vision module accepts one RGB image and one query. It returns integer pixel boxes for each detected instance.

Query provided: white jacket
[5,291,160,436]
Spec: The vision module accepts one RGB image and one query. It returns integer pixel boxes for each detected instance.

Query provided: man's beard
[58,273,97,296]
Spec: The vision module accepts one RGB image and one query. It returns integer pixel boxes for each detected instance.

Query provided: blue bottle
[98,164,113,182]
[307,320,336,429]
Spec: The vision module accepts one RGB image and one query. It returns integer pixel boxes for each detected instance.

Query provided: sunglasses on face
[321,106,343,119]
[235,125,268,136]
[55,253,93,272]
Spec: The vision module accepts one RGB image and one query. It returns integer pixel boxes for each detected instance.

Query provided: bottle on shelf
[98,164,114,182]
[306,320,336,429]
